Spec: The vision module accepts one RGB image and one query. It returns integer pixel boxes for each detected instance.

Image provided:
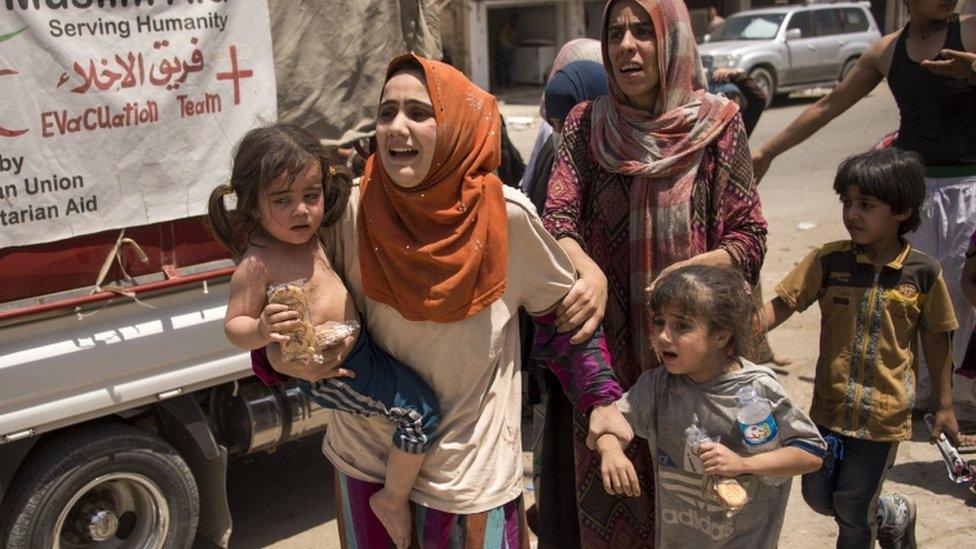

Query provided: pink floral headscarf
[590,0,739,177]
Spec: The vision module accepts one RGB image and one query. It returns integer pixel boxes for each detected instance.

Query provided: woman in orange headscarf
[265,54,630,548]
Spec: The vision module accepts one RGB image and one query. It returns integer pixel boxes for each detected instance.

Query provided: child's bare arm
[595,434,641,497]
[225,259,300,350]
[920,330,960,445]
[962,241,976,310]
[758,297,795,333]
[699,442,822,478]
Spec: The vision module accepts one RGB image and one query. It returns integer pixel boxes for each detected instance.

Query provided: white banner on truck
[0,1,276,249]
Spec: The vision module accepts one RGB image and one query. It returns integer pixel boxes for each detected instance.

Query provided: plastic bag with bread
[684,414,749,517]
[267,280,323,364]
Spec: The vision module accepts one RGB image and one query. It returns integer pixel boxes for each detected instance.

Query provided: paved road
[217,85,976,548]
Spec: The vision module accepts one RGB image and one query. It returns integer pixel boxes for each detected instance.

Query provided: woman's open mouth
[618,62,643,77]
[388,147,419,160]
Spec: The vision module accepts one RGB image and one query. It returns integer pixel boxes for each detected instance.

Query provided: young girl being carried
[207,124,438,548]
[595,265,825,547]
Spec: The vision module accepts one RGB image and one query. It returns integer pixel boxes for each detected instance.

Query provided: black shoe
[876,494,917,549]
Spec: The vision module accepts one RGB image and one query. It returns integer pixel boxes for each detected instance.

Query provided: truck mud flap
[157,396,233,548]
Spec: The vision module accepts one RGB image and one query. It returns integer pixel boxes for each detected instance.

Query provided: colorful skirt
[334,471,531,548]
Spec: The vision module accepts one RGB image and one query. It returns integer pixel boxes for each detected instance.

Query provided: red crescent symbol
[0,69,28,137]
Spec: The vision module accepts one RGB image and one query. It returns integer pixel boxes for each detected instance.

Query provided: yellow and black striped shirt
[776,240,957,441]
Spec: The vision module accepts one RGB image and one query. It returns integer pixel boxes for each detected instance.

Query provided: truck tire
[748,66,776,108]
[0,423,199,549]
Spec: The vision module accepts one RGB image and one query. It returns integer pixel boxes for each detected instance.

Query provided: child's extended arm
[698,442,822,478]
[595,433,641,497]
[920,330,960,445]
[224,259,300,350]
[758,297,795,333]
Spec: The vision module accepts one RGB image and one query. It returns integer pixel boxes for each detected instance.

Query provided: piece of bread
[268,283,319,363]
[714,479,748,511]
[314,322,352,350]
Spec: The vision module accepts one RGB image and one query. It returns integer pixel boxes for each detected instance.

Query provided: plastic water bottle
[736,385,784,485]
[736,386,779,450]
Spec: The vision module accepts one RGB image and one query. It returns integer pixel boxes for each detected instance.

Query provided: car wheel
[839,57,857,83]
[748,67,776,108]
[0,423,199,549]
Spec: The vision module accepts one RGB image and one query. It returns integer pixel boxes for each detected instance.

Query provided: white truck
[0,3,442,547]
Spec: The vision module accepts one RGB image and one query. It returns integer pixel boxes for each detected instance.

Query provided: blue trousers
[801,425,899,549]
[301,328,439,454]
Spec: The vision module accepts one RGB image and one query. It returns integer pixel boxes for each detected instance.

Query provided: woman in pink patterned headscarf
[541,0,767,546]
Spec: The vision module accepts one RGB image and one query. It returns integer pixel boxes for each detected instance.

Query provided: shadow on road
[886,459,976,507]
[219,435,336,548]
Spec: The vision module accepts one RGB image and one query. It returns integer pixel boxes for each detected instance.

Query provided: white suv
[698,3,881,106]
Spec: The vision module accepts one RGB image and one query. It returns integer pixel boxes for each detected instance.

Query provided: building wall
[442,0,592,91]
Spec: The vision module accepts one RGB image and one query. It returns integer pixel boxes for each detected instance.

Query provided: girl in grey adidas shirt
[595,265,826,548]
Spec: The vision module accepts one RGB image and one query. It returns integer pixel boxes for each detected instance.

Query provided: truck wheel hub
[83,507,119,541]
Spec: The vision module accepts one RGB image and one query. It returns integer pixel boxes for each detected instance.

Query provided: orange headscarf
[358,54,509,323]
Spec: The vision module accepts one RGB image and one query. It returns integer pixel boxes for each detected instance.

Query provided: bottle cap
[736,385,757,404]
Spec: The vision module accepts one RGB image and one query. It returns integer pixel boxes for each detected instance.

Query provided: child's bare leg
[369,447,423,549]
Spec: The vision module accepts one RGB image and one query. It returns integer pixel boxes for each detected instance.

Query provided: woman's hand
[587,403,634,450]
[596,434,641,497]
[710,68,743,82]
[266,335,357,382]
[647,261,683,293]
[699,442,748,477]
[557,264,608,344]
[648,250,733,292]
[258,303,300,344]
[555,238,608,344]
[921,49,976,81]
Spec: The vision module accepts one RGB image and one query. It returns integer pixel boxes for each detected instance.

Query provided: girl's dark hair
[647,265,756,356]
[832,148,925,235]
[207,124,352,257]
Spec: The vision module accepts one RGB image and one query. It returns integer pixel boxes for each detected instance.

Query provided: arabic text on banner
[0,1,277,249]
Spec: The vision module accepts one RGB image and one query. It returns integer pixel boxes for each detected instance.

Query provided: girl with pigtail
[207,123,440,548]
